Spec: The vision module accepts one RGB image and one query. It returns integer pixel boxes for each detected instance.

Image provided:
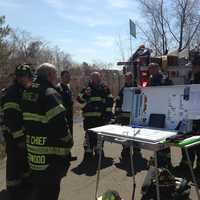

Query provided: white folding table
[90,125,179,200]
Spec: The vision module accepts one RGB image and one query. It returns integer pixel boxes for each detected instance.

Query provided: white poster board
[122,84,200,130]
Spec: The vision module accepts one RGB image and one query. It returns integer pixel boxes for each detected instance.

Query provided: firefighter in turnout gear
[1,64,32,200]
[115,72,142,162]
[77,71,113,160]
[57,70,77,161]
[22,63,73,200]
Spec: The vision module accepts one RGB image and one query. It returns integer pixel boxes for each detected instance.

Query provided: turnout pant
[6,142,30,200]
[84,130,98,153]
[83,118,105,155]
[29,160,70,200]
[30,178,61,200]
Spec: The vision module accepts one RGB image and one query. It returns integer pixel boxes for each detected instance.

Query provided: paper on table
[90,125,177,143]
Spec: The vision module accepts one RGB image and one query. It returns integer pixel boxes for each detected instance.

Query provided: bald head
[90,71,101,85]
[37,63,58,86]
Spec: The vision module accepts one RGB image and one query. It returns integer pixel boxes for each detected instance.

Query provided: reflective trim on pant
[7,179,21,187]
[83,112,102,117]
[29,163,49,171]
[105,107,112,112]
[83,131,98,153]
[83,132,92,153]
[120,112,130,117]
[22,171,30,179]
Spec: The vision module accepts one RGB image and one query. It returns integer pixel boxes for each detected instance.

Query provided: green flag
[129,19,136,38]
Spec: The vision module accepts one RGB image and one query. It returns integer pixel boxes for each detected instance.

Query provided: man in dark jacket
[115,72,142,162]
[148,63,173,168]
[2,64,32,200]
[57,70,77,161]
[22,63,73,200]
[77,72,113,161]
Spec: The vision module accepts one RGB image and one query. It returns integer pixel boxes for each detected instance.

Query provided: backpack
[141,167,191,200]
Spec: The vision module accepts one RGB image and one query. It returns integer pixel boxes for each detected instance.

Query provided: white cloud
[43,0,66,10]
[93,36,115,48]
[107,0,133,9]
[0,1,22,8]
[77,47,97,54]
[72,47,99,62]
[76,4,93,12]
[58,12,113,27]
[53,38,73,45]
[43,0,118,27]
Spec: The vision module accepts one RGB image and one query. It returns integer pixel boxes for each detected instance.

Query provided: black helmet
[15,64,33,77]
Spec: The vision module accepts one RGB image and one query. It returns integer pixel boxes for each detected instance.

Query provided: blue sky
[0,0,144,66]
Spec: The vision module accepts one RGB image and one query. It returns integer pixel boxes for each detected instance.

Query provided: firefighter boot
[82,152,93,163]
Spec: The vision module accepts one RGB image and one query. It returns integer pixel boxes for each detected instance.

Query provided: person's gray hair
[37,63,57,80]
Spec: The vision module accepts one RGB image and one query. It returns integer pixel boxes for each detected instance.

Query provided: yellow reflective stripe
[23,113,47,123]
[27,144,70,156]
[115,96,120,100]
[7,179,21,187]
[83,112,102,117]
[12,129,24,139]
[107,94,113,98]
[89,97,102,102]
[120,112,130,117]
[46,104,65,121]
[23,105,65,123]
[1,126,8,132]
[106,107,112,112]
[22,172,30,178]
[115,108,121,112]
[78,93,86,102]
[3,102,21,111]
[29,163,49,171]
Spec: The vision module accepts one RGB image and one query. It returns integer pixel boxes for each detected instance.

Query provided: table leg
[130,145,135,200]
[95,135,103,200]
[154,151,160,200]
[184,147,200,200]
